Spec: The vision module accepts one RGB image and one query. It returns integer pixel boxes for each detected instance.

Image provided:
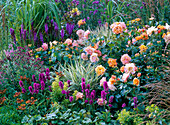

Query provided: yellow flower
[77,19,86,27]
[35,55,39,58]
[108,58,117,68]
[135,18,141,21]
[139,45,148,53]
[133,78,140,86]
[95,65,106,76]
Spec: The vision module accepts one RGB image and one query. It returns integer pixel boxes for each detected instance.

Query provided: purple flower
[127,4,130,7]
[90,91,95,99]
[87,84,90,90]
[67,80,71,86]
[81,77,85,83]
[140,6,143,9]
[23,30,26,41]
[41,86,45,90]
[85,89,90,98]
[89,99,93,105]
[33,31,37,43]
[19,80,24,88]
[81,82,86,91]
[85,100,88,103]
[41,81,45,87]
[103,81,108,91]
[62,89,66,94]
[10,28,16,44]
[134,97,138,108]
[66,90,70,99]
[109,96,114,103]
[39,32,44,43]
[59,81,64,89]
[69,96,73,102]
[22,87,26,93]
[101,90,106,100]
[33,83,37,90]
[46,68,50,73]
[32,75,36,82]
[29,86,33,95]
[61,29,64,41]
[109,104,112,107]
[49,86,52,92]
[51,19,54,25]
[66,23,75,36]
[36,83,40,90]
[87,17,90,20]
[122,103,126,108]
[92,90,96,97]
[54,22,58,31]
[45,23,48,34]
[21,24,24,34]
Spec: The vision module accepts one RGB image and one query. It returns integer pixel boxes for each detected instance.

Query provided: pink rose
[85,46,95,55]
[76,29,85,39]
[97,98,107,106]
[81,53,88,60]
[42,43,48,51]
[120,54,131,65]
[90,53,99,63]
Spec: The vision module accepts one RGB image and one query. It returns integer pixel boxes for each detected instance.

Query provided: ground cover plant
[0,0,170,124]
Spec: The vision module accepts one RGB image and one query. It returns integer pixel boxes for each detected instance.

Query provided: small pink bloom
[121,54,131,65]
[72,40,79,47]
[76,92,84,100]
[64,39,72,46]
[97,98,107,106]
[132,38,136,44]
[84,30,90,39]
[102,54,107,61]
[94,50,102,57]
[81,53,88,60]
[42,43,48,51]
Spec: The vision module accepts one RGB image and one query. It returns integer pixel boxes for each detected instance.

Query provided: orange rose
[133,78,140,86]
[108,58,117,68]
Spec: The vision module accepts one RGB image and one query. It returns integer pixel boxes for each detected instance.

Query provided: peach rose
[84,30,90,39]
[64,39,72,46]
[97,98,107,106]
[108,58,117,67]
[95,65,106,76]
[76,92,84,100]
[76,29,85,39]
[85,46,95,55]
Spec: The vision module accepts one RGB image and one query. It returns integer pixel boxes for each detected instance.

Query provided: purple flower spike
[69,96,73,102]
[67,80,71,86]
[22,87,26,93]
[109,104,112,107]
[46,68,50,73]
[54,22,58,31]
[49,86,52,92]
[59,81,64,89]
[61,29,64,41]
[29,86,33,95]
[101,90,106,100]
[32,75,36,82]
[62,89,66,94]
[41,81,45,87]
[23,30,26,41]
[85,89,90,98]
[45,23,48,34]
[87,84,90,90]
[103,81,108,91]
[122,103,126,108]
[66,90,70,99]
[81,77,85,83]
[33,83,37,90]
[81,82,86,91]
[90,91,95,99]
[40,32,44,43]
[89,99,93,105]
[133,97,138,108]
[85,100,88,103]
[109,96,114,103]
[19,80,24,88]
[41,86,45,90]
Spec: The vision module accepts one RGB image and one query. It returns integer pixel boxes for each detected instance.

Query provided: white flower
[124,63,136,74]
[108,82,117,91]
[90,53,99,63]
[165,23,170,31]
[100,77,106,86]
[147,26,158,36]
